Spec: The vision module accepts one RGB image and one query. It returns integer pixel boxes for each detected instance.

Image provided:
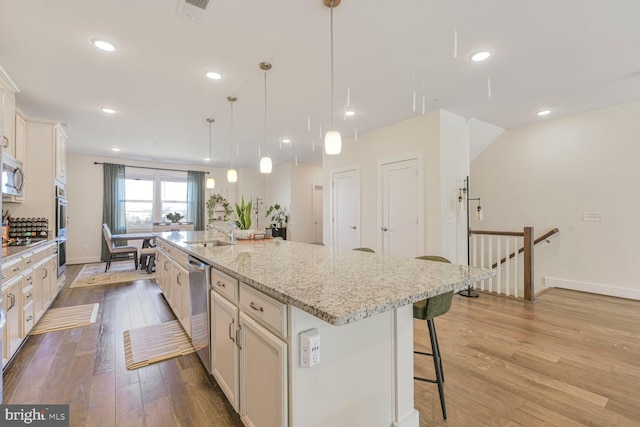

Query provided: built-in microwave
[1,153,25,197]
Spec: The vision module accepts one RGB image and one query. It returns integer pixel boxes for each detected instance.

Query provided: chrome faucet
[213,223,235,243]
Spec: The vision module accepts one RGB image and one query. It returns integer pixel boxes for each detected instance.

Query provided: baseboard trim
[393,409,419,427]
[544,277,640,301]
[68,256,101,265]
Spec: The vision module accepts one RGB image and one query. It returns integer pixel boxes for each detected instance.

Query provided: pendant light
[324,0,342,155]
[206,118,215,189]
[259,62,273,174]
[226,96,238,183]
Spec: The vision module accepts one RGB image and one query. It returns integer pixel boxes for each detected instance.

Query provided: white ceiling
[1,0,639,169]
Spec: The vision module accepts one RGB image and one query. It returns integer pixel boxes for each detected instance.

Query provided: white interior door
[331,168,360,249]
[312,184,323,243]
[381,158,421,258]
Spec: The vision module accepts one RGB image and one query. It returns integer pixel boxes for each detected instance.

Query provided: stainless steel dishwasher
[187,256,211,373]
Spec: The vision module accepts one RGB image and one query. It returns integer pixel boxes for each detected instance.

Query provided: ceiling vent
[176,0,211,23]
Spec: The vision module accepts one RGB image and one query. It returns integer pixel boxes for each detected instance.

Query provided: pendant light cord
[230,101,234,168]
[209,120,212,160]
[264,70,267,148]
[330,2,335,131]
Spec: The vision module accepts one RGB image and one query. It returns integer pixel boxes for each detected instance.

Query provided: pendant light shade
[259,156,272,174]
[227,169,238,182]
[324,130,342,155]
[206,177,215,189]
[324,0,342,155]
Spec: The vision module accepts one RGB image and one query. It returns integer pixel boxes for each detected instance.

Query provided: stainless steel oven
[55,185,67,237]
[57,237,66,278]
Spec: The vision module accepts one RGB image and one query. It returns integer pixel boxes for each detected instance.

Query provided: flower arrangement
[166,212,184,223]
[265,204,288,230]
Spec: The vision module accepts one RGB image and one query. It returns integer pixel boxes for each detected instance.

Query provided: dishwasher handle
[187,256,207,272]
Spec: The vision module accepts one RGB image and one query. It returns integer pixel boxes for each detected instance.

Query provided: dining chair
[413,255,454,420]
[102,224,139,272]
[139,244,156,274]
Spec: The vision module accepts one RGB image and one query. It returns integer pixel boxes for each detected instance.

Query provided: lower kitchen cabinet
[211,291,239,411]
[155,243,191,337]
[239,311,288,427]
[3,275,23,366]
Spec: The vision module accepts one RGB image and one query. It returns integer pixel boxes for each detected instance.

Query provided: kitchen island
[156,231,494,427]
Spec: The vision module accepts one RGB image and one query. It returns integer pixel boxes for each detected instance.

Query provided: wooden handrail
[470,230,524,237]
[490,228,559,269]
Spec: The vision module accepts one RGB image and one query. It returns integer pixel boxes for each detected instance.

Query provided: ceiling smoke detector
[176,0,212,23]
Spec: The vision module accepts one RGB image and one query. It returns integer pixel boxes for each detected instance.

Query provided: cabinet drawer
[2,257,24,283]
[239,283,287,339]
[211,268,238,303]
[22,253,35,269]
[159,241,188,267]
[23,284,34,306]
[23,299,35,335]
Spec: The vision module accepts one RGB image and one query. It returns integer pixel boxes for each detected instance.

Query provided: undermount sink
[184,240,234,247]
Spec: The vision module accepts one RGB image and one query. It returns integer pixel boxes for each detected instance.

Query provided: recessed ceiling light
[205,71,222,80]
[112,148,121,152]
[101,107,116,114]
[282,138,291,143]
[92,38,116,52]
[471,51,491,62]
[204,157,211,161]
[345,110,355,116]
[536,109,551,116]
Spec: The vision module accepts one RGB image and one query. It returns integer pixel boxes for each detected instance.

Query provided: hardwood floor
[4,266,640,426]
[414,288,640,426]
[3,264,242,427]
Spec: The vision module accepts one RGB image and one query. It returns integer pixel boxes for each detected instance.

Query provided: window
[124,170,188,230]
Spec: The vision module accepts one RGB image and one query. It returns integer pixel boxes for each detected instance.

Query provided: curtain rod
[94,162,209,174]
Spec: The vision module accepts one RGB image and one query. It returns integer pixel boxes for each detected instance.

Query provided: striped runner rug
[29,303,100,335]
[123,320,195,370]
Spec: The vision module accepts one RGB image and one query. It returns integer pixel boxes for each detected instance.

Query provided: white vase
[233,229,255,240]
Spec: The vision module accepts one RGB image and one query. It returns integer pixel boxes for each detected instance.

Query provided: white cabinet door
[239,312,288,427]
[3,275,23,362]
[172,261,188,326]
[54,126,67,184]
[211,291,239,411]
[0,88,16,156]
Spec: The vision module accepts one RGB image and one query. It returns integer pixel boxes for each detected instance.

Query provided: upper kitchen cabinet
[54,125,67,184]
[0,66,19,158]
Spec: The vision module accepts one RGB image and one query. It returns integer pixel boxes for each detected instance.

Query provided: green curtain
[187,170,205,231]
[102,163,126,260]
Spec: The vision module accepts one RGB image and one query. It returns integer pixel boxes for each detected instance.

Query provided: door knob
[382,227,388,232]
[349,226,357,230]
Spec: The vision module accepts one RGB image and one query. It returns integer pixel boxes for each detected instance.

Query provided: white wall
[290,163,322,243]
[322,110,469,260]
[66,154,266,264]
[471,101,640,300]
[263,162,322,243]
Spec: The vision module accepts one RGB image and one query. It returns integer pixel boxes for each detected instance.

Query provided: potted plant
[233,196,254,239]
[265,203,288,240]
[206,193,232,229]
[166,212,184,224]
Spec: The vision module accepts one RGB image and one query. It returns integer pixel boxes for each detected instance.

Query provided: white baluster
[505,237,510,297]
[488,237,493,293]
[480,235,485,291]
[513,236,519,299]
[497,237,502,295]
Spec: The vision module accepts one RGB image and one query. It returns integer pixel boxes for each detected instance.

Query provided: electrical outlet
[299,328,320,368]
[582,212,604,222]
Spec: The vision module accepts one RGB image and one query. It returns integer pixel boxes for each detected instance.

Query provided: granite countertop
[158,231,496,326]
[2,238,57,261]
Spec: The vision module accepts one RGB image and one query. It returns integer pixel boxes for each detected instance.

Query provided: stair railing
[469,227,559,302]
